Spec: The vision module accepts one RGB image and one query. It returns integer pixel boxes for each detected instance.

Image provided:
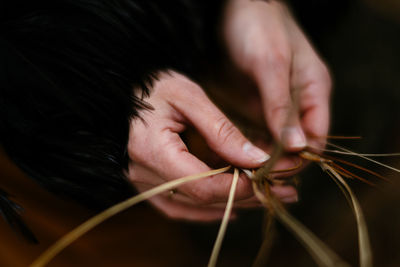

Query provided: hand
[127,71,298,222]
[223,0,331,150]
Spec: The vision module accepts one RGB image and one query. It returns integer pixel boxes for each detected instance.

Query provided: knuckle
[161,72,204,97]
[267,101,291,121]
[177,79,207,101]
[261,44,291,69]
[174,75,202,93]
[214,117,238,147]
[268,50,290,69]
[247,43,290,74]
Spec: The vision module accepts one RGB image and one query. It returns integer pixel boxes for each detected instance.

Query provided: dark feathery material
[0,188,38,243]
[0,0,222,241]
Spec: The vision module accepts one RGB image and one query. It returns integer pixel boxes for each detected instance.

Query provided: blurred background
[1,0,400,266]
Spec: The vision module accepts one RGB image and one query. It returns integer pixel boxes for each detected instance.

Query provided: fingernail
[281,127,306,149]
[281,195,299,203]
[243,142,270,163]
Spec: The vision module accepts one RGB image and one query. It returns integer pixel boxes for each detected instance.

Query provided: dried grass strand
[326,169,353,205]
[327,142,400,174]
[269,159,303,174]
[309,146,400,157]
[321,163,372,267]
[322,154,390,182]
[251,180,350,267]
[252,211,275,267]
[312,135,362,140]
[329,162,376,186]
[30,166,231,267]
[208,168,239,267]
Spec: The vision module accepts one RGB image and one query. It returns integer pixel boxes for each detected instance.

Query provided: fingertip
[280,126,307,151]
[242,142,271,164]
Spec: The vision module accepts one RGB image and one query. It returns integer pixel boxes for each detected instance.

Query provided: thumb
[173,82,270,168]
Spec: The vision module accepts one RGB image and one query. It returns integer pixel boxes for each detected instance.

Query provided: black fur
[0,0,221,220]
[0,188,37,243]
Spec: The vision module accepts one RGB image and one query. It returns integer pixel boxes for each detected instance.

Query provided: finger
[155,143,255,204]
[297,68,331,149]
[171,77,270,168]
[207,195,262,209]
[289,31,332,149]
[301,94,330,149]
[270,185,298,203]
[127,162,164,185]
[167,185,261,208]
[148,195,233,222]
[252,51,306,152]
[135,182,201,206]
[168,190,262,209]
[232,196,263,208]
[137,181,262,209]
[129,118,255,204]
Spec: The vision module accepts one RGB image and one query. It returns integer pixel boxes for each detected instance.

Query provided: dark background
[1,0,400,266]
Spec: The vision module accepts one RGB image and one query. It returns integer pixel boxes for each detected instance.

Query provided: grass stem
[31,166,231,267]
[208,168,239,267]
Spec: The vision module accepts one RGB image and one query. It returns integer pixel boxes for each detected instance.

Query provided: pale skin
[127,0,331,222]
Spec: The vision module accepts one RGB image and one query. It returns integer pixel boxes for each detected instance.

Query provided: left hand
[127,71,297,222]
[223,0,332,151]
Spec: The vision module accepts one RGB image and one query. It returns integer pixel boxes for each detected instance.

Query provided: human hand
[127,71,298,222]
[223,0,331,151]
